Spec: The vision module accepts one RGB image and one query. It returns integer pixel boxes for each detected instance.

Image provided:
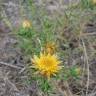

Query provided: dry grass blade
[81,38,90,96]
[4,77,19,92]
[82,32,96,36]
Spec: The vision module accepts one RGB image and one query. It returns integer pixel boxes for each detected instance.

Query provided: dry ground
[0,0,96,96]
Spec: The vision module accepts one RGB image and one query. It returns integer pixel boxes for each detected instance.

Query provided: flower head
[22,20,31,28]
[93,0,96,4]
[32,53,61,79]
[44,42,56,54]
[75,67,82,75]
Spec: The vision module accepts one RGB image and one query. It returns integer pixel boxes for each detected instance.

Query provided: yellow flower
[22,20,31,28]
[44,42,56,54]
[93,0,96,4]
[32,53,62,79]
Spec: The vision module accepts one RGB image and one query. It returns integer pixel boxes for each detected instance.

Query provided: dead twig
[0,61,23,69]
